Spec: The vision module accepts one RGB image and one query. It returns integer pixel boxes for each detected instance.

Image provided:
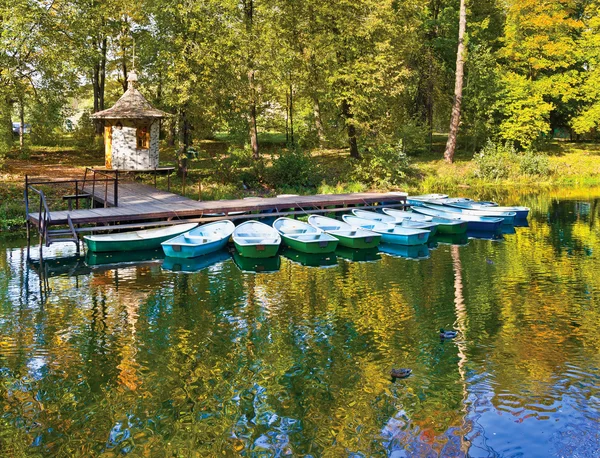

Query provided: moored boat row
[81,193,528,268]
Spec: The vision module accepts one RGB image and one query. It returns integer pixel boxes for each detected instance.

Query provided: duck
[390,368,412,379]
[440,328,458,339]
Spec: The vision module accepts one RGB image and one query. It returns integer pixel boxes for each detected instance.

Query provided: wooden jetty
[25,171,407,253]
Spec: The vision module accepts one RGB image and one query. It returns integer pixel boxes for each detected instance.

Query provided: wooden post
[198,181,202,201]
[114,170,119,207]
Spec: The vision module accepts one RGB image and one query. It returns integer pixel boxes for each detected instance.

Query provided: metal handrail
[27,185,51,246]
[81,167,119,207]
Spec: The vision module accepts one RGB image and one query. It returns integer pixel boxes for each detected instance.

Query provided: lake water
[1,188,600,457]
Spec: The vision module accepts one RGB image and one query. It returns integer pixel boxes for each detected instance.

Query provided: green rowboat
[232,220,281,258]
[273,218,338,254]
[307,215,381,249]
[84,223,198,253]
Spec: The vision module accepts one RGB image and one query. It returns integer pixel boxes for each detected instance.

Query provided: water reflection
[1,189,600,456]
[232,251,281,273]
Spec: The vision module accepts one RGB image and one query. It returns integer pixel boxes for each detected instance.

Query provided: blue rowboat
[352,209,438,236]
[406,194,448,206]
[161,220,235,258]
[443,201,529,219]
[423,203,516,225]
[413,206,503,233]
[439,197,498,207]
[382,208,467,235]
[342,215,430,245]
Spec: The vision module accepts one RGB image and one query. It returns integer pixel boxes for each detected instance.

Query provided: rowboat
[342,215,430,245]
[273,218,338,254]
[379,243,430,260]
[162,249,231,273]
[232,221,281,258]
[281,247,338,267]
[84,223,198,253]
[443,201,529,219]
[307,215,381,249]
[412,206,503,233]
[406,194,448,206]
[382,208,467,235]
[335,246,381,262]
[440,197,498,207]
[351,209,438,235]
[161,221,235,258]
[423,203,516,225]
[232,251,280,273]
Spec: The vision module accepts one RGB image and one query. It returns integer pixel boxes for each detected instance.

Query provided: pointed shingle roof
[91,71,170,119]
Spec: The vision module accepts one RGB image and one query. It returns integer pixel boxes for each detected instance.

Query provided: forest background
[2,0,600,230]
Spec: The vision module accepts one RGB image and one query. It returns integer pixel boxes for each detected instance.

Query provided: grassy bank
[1,137,600,232]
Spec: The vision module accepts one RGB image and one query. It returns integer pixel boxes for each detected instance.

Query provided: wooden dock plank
[29,182,407,230]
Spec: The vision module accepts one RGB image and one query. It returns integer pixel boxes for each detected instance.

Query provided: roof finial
[127,41,138,90]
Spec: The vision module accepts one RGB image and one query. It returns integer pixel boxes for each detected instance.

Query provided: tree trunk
[245,0,259,159]
[19,96,25,150]
[289,83,294,145]
[313,96,325,147]
[121,60,128,93]
[285,89,289,143]
[99,37,107,109]
[178,108,189,176]
[443,0,467,163]
[248,71,259,160]
[92,36,107,136]
[341,100,359,159]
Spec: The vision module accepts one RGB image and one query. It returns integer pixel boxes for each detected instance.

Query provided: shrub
[266,147,320,188]
[519,150,550,176]
[474,140,517,179]
[351,142,411,188]
[209,146,254,184]
[474,140,551,179]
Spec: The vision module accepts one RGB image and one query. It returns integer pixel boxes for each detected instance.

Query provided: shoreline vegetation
[2,135,600,233]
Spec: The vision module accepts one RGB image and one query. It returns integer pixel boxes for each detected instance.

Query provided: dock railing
[82,168,119,207]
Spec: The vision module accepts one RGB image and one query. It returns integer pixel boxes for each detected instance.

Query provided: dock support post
[114,170,119,207]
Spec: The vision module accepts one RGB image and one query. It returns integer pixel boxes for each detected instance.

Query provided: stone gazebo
[91,71,169,170]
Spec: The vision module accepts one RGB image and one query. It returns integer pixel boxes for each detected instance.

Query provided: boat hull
[162,236,230,258]
[331,232,381,249]
[380,230,429,245]
[281,234,338,254]
[84,223,198,253]
[425,203,516,225]
[234,242,280,258]
[413,207,503,233]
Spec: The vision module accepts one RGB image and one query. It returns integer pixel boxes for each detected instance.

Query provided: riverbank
[2,139,600,232]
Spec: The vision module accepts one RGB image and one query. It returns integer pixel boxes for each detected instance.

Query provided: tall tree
[444,0,467,163]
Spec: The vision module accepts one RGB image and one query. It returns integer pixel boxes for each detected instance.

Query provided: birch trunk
[443,0,467,163]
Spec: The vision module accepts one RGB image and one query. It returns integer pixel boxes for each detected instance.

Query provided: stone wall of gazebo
[108,119,159,170]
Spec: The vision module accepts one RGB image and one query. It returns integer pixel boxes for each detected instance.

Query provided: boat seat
[295,234,325,241]
[320,226,339,231]
[282,228,306,235]
[240,237,277,244]
[184,235,213,244]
